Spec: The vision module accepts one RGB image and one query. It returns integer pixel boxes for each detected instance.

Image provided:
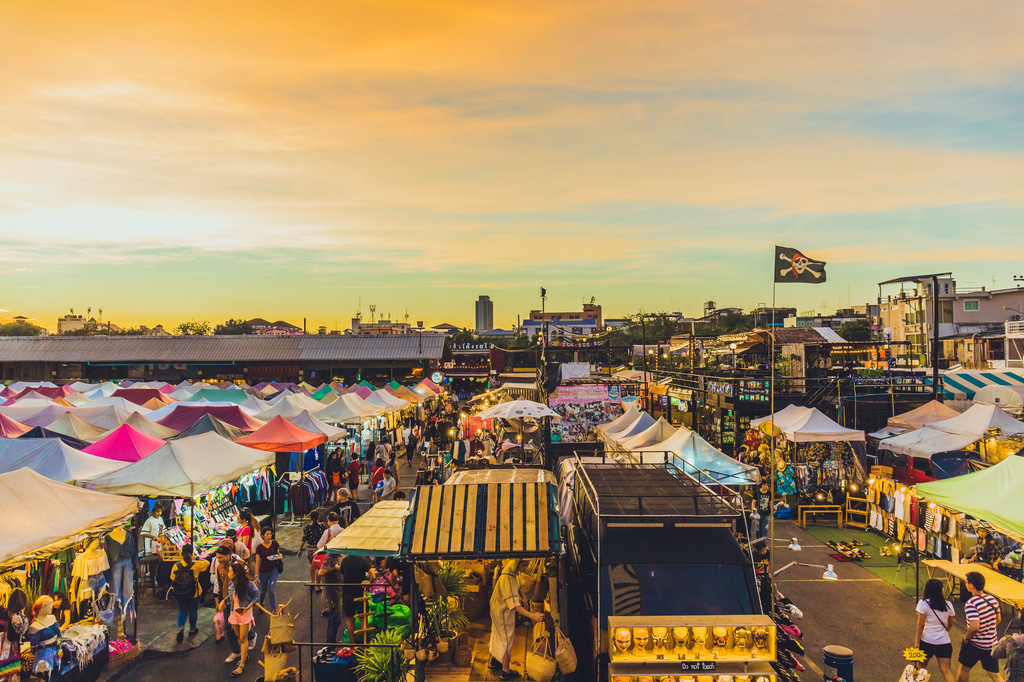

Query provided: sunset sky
[2,1,1023,331]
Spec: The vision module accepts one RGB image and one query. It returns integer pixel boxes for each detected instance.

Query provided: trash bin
[822,644,854,681]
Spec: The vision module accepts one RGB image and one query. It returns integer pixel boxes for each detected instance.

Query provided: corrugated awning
[325,501,409,557]
[401,482,561,559]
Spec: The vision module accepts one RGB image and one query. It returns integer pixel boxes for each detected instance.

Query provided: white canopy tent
[630,427,761,486]
[365,390,409,413]
[972,385,1024,414]
[606,412,657,444]
[597,403,642,437]
[315,393,385,424]
[289,410,347,442]
[78,432,275,497]
[751,405,865,443]
[614,417,677,451]
[879,404,1024,458]
[0,439,130,481]
[254,393,329,421]
[869,400,961,439]
[0,468,139,571]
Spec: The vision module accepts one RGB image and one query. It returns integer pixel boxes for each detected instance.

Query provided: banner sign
[548,384,624,443]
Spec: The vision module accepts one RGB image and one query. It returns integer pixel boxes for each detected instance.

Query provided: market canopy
[46,412,109,443]
[615,417,677,450]
[916,454,1024,537]
[365,390,409,413]
[751,405,865,443]
[311,385,335,401]
[82,424,165,462]
[973,385,1024,413]
[0,439,129,482]
[79,432,275,497]
[941,369,1024,401]
[631,427,761,486]
[0,412,31,438]
[155,405,266,432]
[606,412,657,443]
[18,427,90,450]
[288,410,346,442]
[886,400,961,433]
[234,415,327,452]
[186,388,249,404]
[169,413,247,441]
[0,468,139,571]
[111,388,171,406]
[314,393,384,424]
[254,392,329,421]
[114,411,182,440]
[325,501,409,557]
[401,482,561,559]
[597,403,642,436]
[879,404,1024,458]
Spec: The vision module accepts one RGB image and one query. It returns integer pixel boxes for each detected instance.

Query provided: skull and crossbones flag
[775,245,827,284]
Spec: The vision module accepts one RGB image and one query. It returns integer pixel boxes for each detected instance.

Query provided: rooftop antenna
[356,297,362,321]
[98,308,103,322]
[369,304,376,324]
[404,309,409,324]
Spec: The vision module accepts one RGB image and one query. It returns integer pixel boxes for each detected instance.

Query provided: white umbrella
[476,400,559,420]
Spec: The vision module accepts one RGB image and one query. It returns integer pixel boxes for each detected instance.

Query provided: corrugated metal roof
[0,334,446,363]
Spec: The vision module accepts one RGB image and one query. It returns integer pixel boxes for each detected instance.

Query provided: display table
[798,504,844,528]
[922,559,1024,609]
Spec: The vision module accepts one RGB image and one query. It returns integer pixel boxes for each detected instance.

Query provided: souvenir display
[608,616,777,680]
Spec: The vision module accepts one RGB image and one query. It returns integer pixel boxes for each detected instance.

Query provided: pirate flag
[775,245,827,284]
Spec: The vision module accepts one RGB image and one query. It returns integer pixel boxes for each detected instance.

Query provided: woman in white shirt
[914,578,956,682]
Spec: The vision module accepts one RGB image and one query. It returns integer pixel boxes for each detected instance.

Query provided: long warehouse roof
[0,334,446,363]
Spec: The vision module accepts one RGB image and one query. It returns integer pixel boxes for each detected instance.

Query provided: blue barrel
[822,644,854,681]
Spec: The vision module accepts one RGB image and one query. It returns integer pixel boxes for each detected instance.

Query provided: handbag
[554,629,577,673]
[525,636,557,682]
[331,472,342,488]
[310,528,335,571]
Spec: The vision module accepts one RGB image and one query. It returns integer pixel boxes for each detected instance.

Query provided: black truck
[561,458,761,680]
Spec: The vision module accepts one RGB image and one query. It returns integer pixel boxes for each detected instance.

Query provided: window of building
[964,300,980,312]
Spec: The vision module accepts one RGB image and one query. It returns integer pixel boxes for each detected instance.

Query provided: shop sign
[607,385,621,400]
[451,343,492,350]
[705,380,734,398]
[431,371,444,383]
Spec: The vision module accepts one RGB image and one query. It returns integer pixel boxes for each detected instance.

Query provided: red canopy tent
[83,423,165,462]
[11,386,67,401]
[112,388,173,407]
[234,415,327,452]
[0,413,31,438]
[156,405,265,432]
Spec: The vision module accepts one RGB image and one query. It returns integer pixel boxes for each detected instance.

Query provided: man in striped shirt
[958,571,1004,681]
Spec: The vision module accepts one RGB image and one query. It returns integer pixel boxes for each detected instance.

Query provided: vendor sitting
[969,525,1002,570]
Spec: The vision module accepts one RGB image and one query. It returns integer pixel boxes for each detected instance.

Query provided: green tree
[109,327,144,336]
[174,320,212,336]
[448,329,475,346]
[0,321,45,336]
[214,318,254,335]
[838,319,872,342]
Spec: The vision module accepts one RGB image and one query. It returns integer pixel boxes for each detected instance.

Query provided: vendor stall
[879,403,1024,464]
[0,439,129,482]
[0,468,140,682]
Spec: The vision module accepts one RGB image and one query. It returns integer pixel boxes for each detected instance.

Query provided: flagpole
[768,268,777,614]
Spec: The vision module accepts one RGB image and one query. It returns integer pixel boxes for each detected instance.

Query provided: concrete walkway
[775,519,1003,681]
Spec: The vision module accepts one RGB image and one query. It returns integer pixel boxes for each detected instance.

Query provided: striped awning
[401,482,561,559]
[940,370,1024,400]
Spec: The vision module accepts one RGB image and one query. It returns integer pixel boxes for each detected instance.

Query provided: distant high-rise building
[475,296,494,332]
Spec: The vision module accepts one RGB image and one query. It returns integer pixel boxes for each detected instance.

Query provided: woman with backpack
[169,544,210,644]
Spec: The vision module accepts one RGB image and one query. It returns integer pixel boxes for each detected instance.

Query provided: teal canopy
[186,388,247,404]
[916,455,1024,537]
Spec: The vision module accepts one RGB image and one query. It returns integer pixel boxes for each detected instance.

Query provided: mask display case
[608,616,776,681]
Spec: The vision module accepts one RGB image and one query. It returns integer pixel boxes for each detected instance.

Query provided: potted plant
[353,628,409,682]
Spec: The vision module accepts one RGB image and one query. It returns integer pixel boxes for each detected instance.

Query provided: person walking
[331,487,362,527]
[957,570,1004,681]
[340,553,371,644]
[318,554,343,643]
[325,449,345,492]
[405,427,418,466]
[915,578,956,682]
[346,454,362,502]
[255,528,282,613]
[378,468,397,502]
[169,544,209,643]
[299,511,327,592]
[225,560,259,677]
[488,559,545,680]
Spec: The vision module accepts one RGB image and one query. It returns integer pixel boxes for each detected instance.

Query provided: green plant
[354,628,409,682]
[424,562,470,640]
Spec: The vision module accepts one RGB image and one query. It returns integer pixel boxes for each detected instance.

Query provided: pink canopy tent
[83,424,165,462]
[0,413,31,438]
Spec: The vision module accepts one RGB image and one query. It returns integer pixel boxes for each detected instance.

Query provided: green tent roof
[387,380,401,390]
[311,385,334,400]
[359,381,377,390]
[185,388,248,404]
[916,455,1024,537]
